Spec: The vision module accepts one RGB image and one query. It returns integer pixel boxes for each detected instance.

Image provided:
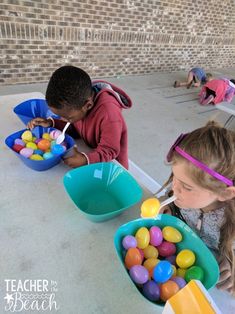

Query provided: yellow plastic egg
[140,198,160,218]
[176,268,187,278]
[171,265,177,276]
[21,130,33,142]
[162,226,182,243]
[143,257,160,271]
[135,227,150,249]
[26,142,38,150]
[143,245,159,259]
[42,133,52,141]
[30,154,44,160]
[176,249,195,268]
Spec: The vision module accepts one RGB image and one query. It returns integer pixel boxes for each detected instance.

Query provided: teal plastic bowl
[114,215,219,305]
[63,162,143,222]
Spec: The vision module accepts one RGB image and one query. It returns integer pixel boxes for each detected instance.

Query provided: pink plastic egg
[19,147,33,158]
[149,226,163,246]
[157,241,176,257]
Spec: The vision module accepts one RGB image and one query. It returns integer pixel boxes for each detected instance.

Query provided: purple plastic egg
[129,265,149,284]
[122,235,137,250]
[165,255,176,265]
[19,147,34,158]
[142,280,160,301]
[14,138,25,146]
[149,226,163,246]
[157,241,176,257]
[171,276,187,289]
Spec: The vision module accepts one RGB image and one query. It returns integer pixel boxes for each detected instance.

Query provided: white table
[1,92,233,314]
[0,93,163,314]
[216,102,235,127]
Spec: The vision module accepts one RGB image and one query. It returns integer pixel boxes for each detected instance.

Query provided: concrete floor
[1,68,235,313]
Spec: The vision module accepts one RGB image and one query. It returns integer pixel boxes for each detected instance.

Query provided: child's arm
[27,117,52,129]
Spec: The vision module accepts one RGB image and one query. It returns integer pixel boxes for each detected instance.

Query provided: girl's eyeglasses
[166,133,234,187]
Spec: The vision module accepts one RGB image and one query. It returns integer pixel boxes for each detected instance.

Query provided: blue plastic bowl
[13,98,59,125]
[5,126,75,171]
[114,215,219,305]
[63,162,143,222]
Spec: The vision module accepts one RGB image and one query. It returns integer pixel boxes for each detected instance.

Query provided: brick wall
[0,0,235,85]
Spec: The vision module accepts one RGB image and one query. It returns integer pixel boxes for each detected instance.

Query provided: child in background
[27,65,132,169]
[199,78,235,105]
[174,67,212,89]
[159,121,235,294]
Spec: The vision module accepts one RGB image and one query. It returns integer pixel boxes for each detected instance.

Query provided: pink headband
[167,134,233,187]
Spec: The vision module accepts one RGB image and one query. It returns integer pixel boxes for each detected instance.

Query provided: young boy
[27,66,132,169]
[174,67,212,89]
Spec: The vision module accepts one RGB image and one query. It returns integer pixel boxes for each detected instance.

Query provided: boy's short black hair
[46,65,92,109]
[230,79,235,84]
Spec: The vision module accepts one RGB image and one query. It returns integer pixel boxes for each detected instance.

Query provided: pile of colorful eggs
[12,129,67,161]
[122,225,205,303]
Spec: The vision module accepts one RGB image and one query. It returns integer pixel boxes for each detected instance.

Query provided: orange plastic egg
[160,280,180,302]
[124,247,142,270]
[37,139,51,151]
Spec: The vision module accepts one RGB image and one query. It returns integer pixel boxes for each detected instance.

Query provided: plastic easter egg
[19,147,33,158]
[34,149,44,156]
[142,280,160,301]
[143,245,158,259]
[122,235,137,250]
[26,142,38,150]
[162,226,182,243]
[143,258,160,271]
[176,249,195,268]
[32,136,36,142]
[51,144,65,155]
[50,130,62,140]
[34,138,42,144]
[124,247,142,270]
[21,130,32,142]
[30,154,44,160]
[153,261,173,283]
[12,144,24,153]
[157,241,176,257]
[129,265,149,284]
[160,280,180,302]
[149,226,163,246]
[171,276,187,289]
[165,255,176,265]
[185,266,204,283]
[141,198,160,218]
[136,248,144,263]
[171,265,177,276]
[43,152,54,160]
[37,139,51,151]
[42,133,51,141]
[14,138,25,146]
[176,268,186,278]
[135,227,150,249]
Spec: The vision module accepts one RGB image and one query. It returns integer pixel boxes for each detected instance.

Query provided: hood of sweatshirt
[92,80,132,109]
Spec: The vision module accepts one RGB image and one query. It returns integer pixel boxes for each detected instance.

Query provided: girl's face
[172,161,219,210]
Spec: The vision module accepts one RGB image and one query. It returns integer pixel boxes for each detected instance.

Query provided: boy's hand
[63,147,87,168]
[27,118,52,130]
[216,256,234,293]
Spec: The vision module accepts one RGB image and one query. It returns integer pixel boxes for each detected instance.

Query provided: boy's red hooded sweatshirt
[53,80,132,169]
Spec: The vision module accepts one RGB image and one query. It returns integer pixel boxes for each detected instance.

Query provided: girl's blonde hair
[162,121,235,290]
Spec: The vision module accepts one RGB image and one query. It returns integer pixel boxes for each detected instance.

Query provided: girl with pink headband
[159,121,235,294]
